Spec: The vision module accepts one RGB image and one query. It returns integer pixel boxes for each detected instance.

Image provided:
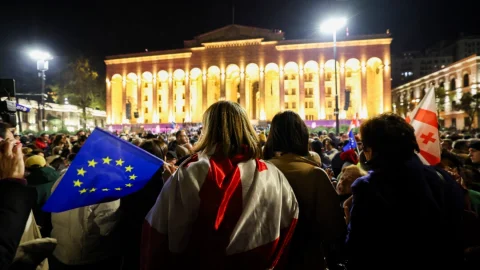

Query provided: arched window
[463,73,469,87]
[439,81,445,88]
[450,78,456,91]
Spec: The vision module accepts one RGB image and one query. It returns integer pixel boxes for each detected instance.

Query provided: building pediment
[184,24,284,48]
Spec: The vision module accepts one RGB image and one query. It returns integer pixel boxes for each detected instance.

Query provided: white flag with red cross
[406,88,441,165]
[348,112,360,132]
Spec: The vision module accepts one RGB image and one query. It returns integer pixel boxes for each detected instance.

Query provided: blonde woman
[141,101,298,269]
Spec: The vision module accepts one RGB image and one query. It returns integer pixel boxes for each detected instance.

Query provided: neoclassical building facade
[105,25,392,126]
[392,55,480,129]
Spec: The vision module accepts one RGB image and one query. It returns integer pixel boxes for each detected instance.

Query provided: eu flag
[43,128,164,213]
[342,130,358,152]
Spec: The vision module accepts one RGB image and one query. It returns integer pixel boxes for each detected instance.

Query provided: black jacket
[0,179,37,270]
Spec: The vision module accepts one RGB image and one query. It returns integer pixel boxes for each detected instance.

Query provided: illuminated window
[292,102,296,109]
[158,107,161,113]
[326,73,332,81]
[309,101,313,108]
[158,95,161,101]
[285,103,289,109]
[327,101,332,108]
[144,95,148,101]
[326,87,332,97]
[144,107,148,113]
[291,88,296,95]
[182,93,185,99]
[346,71,352,78]
[144,82,148,88]
[182,106,185,112]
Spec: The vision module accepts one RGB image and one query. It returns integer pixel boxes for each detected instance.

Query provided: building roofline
[393,54,479,91]
[105,33,392,65]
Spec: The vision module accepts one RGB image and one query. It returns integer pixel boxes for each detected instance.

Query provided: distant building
[393,35,480,87]
[392,55,479,130]
[16,99,106,133]
[104,24,392,130]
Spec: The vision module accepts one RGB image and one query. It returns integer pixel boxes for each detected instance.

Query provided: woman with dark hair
[264,111,345,270]
[310,140,332,168]
[346,113,464,269]
[141,101,298,269]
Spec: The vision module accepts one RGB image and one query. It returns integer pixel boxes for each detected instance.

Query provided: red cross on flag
[406,88,441,165]
[348,112,360,132]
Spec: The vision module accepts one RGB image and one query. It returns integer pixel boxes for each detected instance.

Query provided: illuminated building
[105,24,392,128]
[392,54,479,129]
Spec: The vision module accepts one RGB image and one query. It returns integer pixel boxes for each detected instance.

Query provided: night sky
[0,0,477,91]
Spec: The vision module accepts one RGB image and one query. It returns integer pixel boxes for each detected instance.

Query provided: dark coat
[0,179,37,270]
[346,155,464,270]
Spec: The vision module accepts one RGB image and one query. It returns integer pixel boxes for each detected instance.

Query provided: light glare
[29,50,52,61]
[320,18,347,33]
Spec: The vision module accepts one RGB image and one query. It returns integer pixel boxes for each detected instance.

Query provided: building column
[202,73,207,112]
[340,65,346,114]
[259,69,266,120]
[152,76,158,123]
[221,71,226,100]
[168,73,174,122]
[279,68,285,111]
[106,80,112,124]
[383,64,391,113]
[185,72,190,122]
[122,79,127,123]
[240,71,246,108]
[361,65,368,119]
[137,79,143,121]
[319,68,325,119]
[299,67,305,119]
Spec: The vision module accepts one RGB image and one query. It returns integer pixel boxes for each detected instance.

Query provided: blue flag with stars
[42,128,164,213]
[342,130,358,152]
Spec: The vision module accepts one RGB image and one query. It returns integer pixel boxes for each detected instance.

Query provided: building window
[182,106,185,112]
[174,106,176,113]
[292,102,296,109]
[327,101,332,108]
[182,93,185,99]
[291,88,297,95]
[144,82,148,88]
[346,71,352,78]
[158,95,162,101]
[174,94,176,100]
[285,103,289,109]
[158,106,161,113]
[144,107,148,113]
[305,102,309,108]
[144,95,148,101]
[326,73,332,81]
[450,78,456,91]
[463,73,470,87]
[327,115,333,120]
[284,75,288,80]
[309,101,314,108]
[326,87,332,97]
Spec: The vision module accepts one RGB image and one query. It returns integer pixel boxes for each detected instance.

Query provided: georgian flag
[141,150,299,269]
[406,88,441,165]
[348,113,360,132]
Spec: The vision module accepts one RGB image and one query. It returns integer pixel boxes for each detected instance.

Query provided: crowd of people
[0,100,479,269]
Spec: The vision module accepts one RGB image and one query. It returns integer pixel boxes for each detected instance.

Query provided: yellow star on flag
[115,187,122,191]
[102,157,112,164]
[88,159,98,168]
[102,188,109,192]
[129,174,137,180]
[116,159,125,166]
[125,183,133,188]
[79,188,87,194]
[125,165,133,172]
[77,168,86,177]
[73,180,83,187]
[89,188,97,193]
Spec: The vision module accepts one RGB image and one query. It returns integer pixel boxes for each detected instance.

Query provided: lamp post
[29,50,52,131]
[321,18,347,135]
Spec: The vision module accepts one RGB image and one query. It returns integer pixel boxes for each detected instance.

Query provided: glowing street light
[29,49,53,131]
[320,17,347,135]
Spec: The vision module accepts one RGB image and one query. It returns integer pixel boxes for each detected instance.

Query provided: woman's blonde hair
[195,101,261,159]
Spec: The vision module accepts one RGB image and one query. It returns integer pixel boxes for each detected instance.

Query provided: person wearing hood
[25,155,60,237]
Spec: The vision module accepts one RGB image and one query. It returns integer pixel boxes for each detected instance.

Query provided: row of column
[107,65,391,124]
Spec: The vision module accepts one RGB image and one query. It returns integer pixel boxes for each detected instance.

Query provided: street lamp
[321,17,347,135]
[29,50,53,131]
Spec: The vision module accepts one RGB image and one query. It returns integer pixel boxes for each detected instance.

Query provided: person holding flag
[43,128,164,269]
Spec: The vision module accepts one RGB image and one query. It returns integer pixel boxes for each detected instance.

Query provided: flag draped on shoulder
[141,150,299,269]
[42,128,164,213]
[407,88,441,165]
